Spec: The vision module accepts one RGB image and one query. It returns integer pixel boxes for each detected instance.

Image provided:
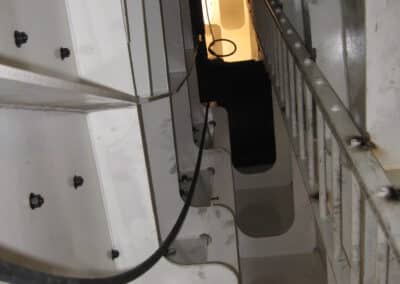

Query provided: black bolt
[60,47,71,60]
[73,175,84,189]
[29,193,44,210]
[111,249,120,260]
[14,31,28,48]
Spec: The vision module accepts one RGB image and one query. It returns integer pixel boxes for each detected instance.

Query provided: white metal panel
[0,109,115,276]
[144,0,169,96]
[126,0,152,97]
[126,0,169,97]
[0,0,78,79]
[66,0,135,95]
[161,0,187,74]
[87,108,156,270]
[88,108,239,283]
[140,98,239,271]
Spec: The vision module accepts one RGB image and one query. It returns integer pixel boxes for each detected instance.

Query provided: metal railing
[253,0,400,283]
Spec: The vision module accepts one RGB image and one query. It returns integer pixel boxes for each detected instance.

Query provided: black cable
[0,103,211,284]
[204,0,237,58]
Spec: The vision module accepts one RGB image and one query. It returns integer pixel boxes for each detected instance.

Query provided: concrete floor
[241,251,326,284]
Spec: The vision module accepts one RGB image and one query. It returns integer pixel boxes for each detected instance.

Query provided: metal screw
[348,135,375,151]
[60,47,71,60]
[29,193,44,210]
[73,175,84,189]
[378,186,400,201]
[14,31,28,48]
[110,249,120,260]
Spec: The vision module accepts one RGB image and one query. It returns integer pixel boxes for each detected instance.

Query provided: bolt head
[73,175,84,189]
[29,193,44,210]
[111,249,120,260]
[14,31,28,48]
[60,47,71,60]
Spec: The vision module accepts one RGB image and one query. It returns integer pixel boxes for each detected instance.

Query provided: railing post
[317,109,327,219]
[376,228,389,284]
[283,45,290,119]
[351,175,361,284]
[279,36,285,106]
[266,13,274,73]
[295,67,306,160]
[305,85,315,187]
[288,53,297,137]
[331,138,343,260]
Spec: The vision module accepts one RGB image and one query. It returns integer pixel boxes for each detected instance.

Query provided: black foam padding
[197,57,276,169]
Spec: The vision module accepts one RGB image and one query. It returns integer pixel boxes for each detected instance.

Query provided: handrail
[255,0,400,282]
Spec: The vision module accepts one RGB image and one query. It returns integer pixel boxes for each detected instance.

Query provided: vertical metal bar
[331,138,342,260]
[295,66,306,160]
[279,36,285,106]
[283,45,290,119]
[268,16,275,73]
[274,26,280,89]
[288,52,297,137]
[272,25,277,82]
[351,175,361,284]
[305,85,315,187]
[362,201,379,284]
[376,227,389,284]
[317,109,327,219]
[265,13,273,68]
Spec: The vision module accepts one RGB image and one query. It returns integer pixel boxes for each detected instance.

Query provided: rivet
[73,175,84,189]
[110,249,120,260]
[294,41,301,49]
[60,47,71,60]
[14,31,28,48]
[29,193,44,210]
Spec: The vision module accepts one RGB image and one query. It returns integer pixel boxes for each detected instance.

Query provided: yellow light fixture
[201,0,260,62]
